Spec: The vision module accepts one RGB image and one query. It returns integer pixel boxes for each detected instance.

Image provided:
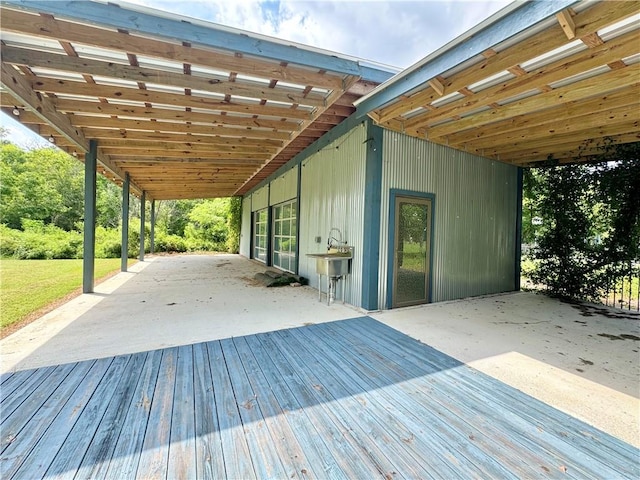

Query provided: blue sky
[2,0,512,148]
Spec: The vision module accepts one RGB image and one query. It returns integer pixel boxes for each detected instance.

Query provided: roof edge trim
[3,0,397,80]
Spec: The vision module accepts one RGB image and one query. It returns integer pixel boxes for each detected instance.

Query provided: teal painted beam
[139,191,146,262]
[82,139,97,294]
[514,168,523,291]
[121,173,130,272]
[355,0,578,116]
[3,0,390,79]
[361,120,384,311]
[150,199,155,255]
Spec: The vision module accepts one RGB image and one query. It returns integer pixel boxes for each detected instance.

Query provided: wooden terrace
[1,317,637,479]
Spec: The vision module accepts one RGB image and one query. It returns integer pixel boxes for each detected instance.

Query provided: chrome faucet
[327,227,344,251]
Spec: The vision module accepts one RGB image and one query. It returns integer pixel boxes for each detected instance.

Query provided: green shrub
[154,232,188,253]
[0,221,82,259]
[95,225,122,258]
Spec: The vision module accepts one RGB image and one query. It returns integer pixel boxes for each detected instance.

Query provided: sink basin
[306,252,352,259]
[307,248,353,277]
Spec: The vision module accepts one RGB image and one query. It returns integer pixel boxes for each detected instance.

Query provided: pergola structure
[0,1,392,200]
[1,0,639,298]
[357,0,639,165]
[0,0,393,291]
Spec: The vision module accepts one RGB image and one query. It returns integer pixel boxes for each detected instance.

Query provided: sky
[1,0,513,148]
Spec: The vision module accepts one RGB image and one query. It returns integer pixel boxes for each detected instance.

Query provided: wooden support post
[139,191,146,261]
[82,140,98,293]
[121,173,130,272]
[150,199,155,254]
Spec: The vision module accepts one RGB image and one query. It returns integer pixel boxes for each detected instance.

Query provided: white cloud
[124,0,513,68]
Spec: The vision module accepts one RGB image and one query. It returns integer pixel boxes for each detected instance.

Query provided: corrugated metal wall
[240,195,252,257]
[299,122,368,305]
[251,186,269,211]
[379,130,518,308]
[270,166,298,205]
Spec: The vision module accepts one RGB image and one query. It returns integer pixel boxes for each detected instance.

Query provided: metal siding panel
[240,196,252,257]
[252,186,269,210]
[299,123,367,306]
[379,130,518,308]
[270,167,298,205]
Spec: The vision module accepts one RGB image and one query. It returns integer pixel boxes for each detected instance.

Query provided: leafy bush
[526,141,640,303]
[0,221,82,259]
[96,225,123,258]
[154,232,188,253]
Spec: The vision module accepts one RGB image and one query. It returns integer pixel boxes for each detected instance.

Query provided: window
[272,200,297,273]
[253,208,268,263]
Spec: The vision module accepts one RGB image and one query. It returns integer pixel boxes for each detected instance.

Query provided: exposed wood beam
[100,149,270,159]
[442,88,638,144]
[404,29,639,132]
[67,116,293,141]
[556,9,576,40]
[0,7,346,90]
[98,141,278,155]
[373,1,639,124]
[506,132,640,164]
[69,128,283,151]
[459,104,639,151]
[428,77,445,96]
[1,46,328,108]
[49,100,301,131]
[468,120,639,158]
[424,65,640,139]
[112,158,265,165]
[30,78,314,120]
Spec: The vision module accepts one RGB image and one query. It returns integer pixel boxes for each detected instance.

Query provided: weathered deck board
[1,366,49,404]
[1,360,97,478]
[43,355,132,480]
[349,317,639,477]
[231,337,316,479]
[192,342,225,479]
[73,351,148,480]
[207,340,255,479]
[167,345,197,479]
[241,334,371,479]
[102,349,163,479]
[1,364,64,425]
[0,316,637,480]
[10,358,113,479]
[221,338,290,480]
[261,330,432,479]
[135,346,177,479]
[288,324,515,478]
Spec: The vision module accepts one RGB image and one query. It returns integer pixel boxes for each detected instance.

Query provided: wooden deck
[1,317,637,479]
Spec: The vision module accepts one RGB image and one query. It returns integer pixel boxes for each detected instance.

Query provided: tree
[525,141,640,302]
[184,198,229,246]
[0,145,84,230]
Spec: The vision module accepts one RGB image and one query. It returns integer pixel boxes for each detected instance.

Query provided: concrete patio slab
[1,254,638,448]
[0,255,356,373]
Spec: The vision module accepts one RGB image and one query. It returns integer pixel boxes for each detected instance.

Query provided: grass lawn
[0,258,133,331]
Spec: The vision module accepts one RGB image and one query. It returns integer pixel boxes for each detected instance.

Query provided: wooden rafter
[0,8,345,90]
[0,0,386,199]
[1,46,328,108]
[402,29,639,134]
[366,1,640,167]
[374,1,638,125]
